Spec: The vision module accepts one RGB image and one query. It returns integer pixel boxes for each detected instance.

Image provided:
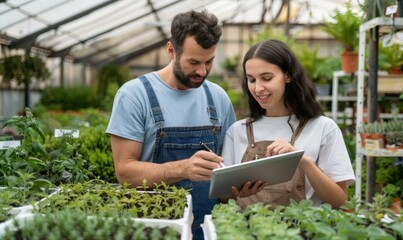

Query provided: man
[106,10,236,239]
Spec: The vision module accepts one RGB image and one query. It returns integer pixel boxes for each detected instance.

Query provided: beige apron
[236,118,306,209]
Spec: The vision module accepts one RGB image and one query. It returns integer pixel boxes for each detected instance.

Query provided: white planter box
[0,187,59,220]
[0,212,191,240]
[201,215,217,240]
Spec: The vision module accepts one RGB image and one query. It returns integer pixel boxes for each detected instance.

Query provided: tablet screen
[209,150,304,199]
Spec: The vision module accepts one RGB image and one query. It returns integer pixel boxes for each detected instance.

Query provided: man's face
[173,37,216,89]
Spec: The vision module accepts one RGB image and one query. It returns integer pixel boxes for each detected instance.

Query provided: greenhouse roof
[0,0,359,66]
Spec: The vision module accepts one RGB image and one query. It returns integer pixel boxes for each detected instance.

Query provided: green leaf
[32,179,54,189]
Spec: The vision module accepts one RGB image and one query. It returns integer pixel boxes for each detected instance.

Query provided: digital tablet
[209,150,304,199]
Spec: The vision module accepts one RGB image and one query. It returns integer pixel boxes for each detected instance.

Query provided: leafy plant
[379,44,403,72]
[2,209,181,240]
[0,108,51,188]
[78,124,115,183]
[385,131,403,148]
[211,198,403,239]
[322,0,362,52]
[221,55,240,72]
[358,121,386,134]
[35,180,190,220]
[0,55,50,85]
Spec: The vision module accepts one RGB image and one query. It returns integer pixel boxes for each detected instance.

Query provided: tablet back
[209,150,304,199]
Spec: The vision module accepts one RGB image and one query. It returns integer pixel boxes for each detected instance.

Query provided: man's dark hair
[170,10,222,55]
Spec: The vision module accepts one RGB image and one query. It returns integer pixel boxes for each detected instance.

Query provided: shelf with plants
[355,14,403,200]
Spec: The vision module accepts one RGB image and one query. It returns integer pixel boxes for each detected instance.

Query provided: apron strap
[139,75,165,127]
[245,117,306,146]
[245,117,255,144]
[290,121,306,145]
[202,82,218,124]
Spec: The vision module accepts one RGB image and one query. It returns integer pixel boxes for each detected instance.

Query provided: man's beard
[173,59,207,89]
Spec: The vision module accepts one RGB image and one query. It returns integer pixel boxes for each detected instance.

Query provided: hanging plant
[0,55,50,85]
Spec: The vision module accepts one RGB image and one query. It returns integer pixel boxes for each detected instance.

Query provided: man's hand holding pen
[199,142,226,167]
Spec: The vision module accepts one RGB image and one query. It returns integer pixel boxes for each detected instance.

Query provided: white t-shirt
[221,115,356,207]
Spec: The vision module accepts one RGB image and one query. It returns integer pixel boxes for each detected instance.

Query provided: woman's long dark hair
[241,39,323,126]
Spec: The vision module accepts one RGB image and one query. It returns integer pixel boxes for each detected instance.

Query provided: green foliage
[379,44,403,71]
[249,26,296,47]
[322,0,362,52]
[78,124,116,183]
[0,108,50,187]
[293,44,325,83]
[222,55,240,72]
[314,57,342,84]
[1,108,96,188]
[35,181,190,220]
[2,209,181,240]
[358,121,386,134]
[99,82,120,112]
[96,63,130,99]
[385,131,402,147]
[384,118,403,146]
[212,198,403,239]
[250,26,335,85]
[45,133,96,185]
[0,55,50,85]
[40,86,98,110]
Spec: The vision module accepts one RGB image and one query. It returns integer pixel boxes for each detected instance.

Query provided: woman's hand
[266,139,297,156]
[230,180,268,198]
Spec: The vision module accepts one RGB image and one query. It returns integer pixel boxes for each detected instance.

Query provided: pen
[199,142,226,167]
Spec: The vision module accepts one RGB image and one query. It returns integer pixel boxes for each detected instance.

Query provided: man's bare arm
[110,135,224,187]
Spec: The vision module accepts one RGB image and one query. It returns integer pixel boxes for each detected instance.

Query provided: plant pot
[388,66,403,75]
[385,144,403,151]
[341,51,358,73]
[342,83,357,96]
[315,84,331,96]
[360,133,385,150]
[390,197,401,215]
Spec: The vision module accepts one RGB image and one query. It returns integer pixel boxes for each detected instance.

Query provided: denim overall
[140,76,222,240]
[236,118,306,209]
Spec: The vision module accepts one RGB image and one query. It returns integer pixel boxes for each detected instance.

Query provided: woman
[221,39,355,209]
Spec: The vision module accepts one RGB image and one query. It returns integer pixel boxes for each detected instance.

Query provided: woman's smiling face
[245,58,289,117]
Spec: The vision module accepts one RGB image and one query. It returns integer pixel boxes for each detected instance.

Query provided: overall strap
[139,75,165,127]
[202,82,218,124]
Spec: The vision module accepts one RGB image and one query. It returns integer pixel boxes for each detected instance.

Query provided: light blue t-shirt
[106,72,236,162]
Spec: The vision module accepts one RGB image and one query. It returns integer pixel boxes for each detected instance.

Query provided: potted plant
[382,184,402,215]
[384,118,403,150]
[322,0,362,73]
[379,43,403,75]
[358,121,386,149]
